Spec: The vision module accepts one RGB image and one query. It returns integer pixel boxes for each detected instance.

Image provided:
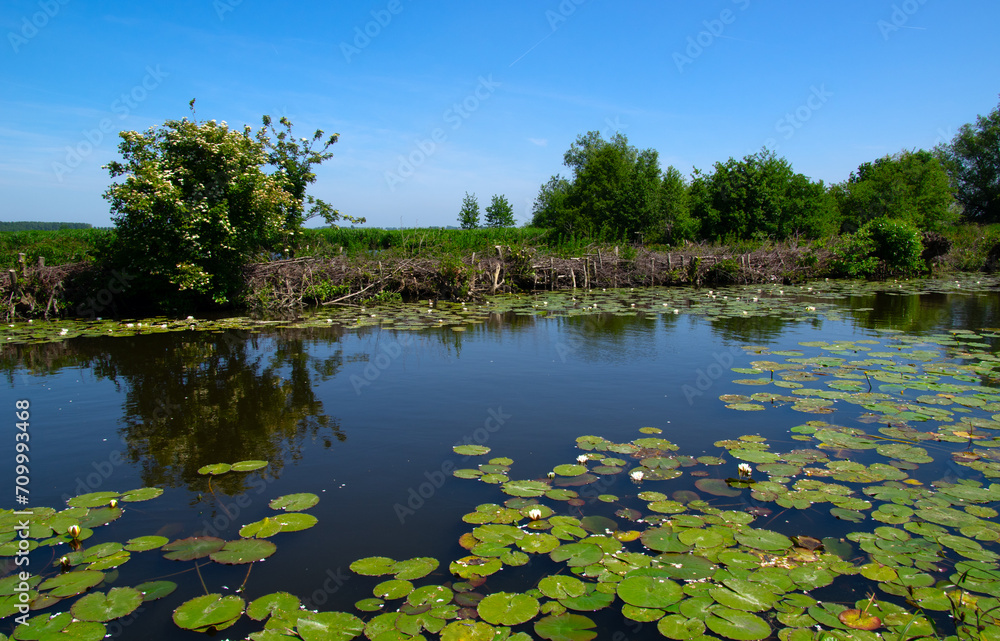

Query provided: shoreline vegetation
[1,225,999,322]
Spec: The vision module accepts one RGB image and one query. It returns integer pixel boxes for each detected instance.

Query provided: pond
[3,276,1000,640]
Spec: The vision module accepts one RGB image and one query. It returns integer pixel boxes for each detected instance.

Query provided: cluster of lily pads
[2,275,997,346]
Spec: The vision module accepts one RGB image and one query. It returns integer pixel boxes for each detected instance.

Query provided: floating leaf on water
[838,609,881,630]
[209,539,277,564]
[477,592,540,626]
[454,445,491,456]
[230,460,268,472]
[38,569,104,598]
[124,535,168,552]
[70,587,143,622]
[616,574,683,609]
[350,556,397,576]
[694,478,742,497]
[373,579,413,600]
[550,543,603,567]
[172,593,245,633]
[119,487,163,502]
[134,580,176,602]
[247,592,301,621]
[441,619,498,641]
[268,493,319,512]
[161,537,225,561]
[295,611,365,641]
[502,480,550,497]
[704,606,772,640]
[67,492,121,508]
[392,557,439,580]
[533,613,597,641]
[553,464,587,476]
[734,528,793,552]
[196,463,231,476]
[354,597,384,612]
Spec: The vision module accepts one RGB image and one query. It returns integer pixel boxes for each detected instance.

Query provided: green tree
[689,148,837,241]
[935,97,1000,223]
[261,115,364,234]
[458,192,480,229]
[531,132,663,241]
[833,149,956,233]
[656,166,698,244]
[484,194,515,228]
[103,107,355,307]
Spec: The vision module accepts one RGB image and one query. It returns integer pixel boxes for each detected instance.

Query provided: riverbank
[2,225,998,321]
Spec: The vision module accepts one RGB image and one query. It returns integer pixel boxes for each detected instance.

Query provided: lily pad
[295,611,365,641]
[231,459,268,472]
[350,556,397,576]
[70,587,143,622]
[209,538,277,564]
[616,574,683,609]
[38,570,104,598]
[477,592,540,625]
[161,537,225,561]
[454,445,491,456]
[197,463,231,475]
[268,493,320,512]
[533,613,598,641]
[172,593,245,632]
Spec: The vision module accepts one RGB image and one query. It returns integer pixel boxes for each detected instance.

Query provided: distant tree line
[0,222,92,231]
[529,96,1000,245]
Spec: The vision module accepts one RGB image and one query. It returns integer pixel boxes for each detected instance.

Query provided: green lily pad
[119,487,163,502]
[135,580,177,602]
[231,459,268,472]
[197,463,232,475]
[268,493,319,511]
[67,492,120,508]
[70,587,143,622]
[838,608,881,630]
[172,593,245,632]
[704,607,772,640]
[539,576,587,599]
[502,480,550,497]
[350,556,397,576]
[247,592,301,621]
[454,445,491,456]
[373,579,413,600]
[694,478,742,497]
[295,611,365,641]
[478,592,540,625]
[735,528,793,552]
[161,537,225,561]
[124,535,169,552]
[38,570,104,598]
[616,574,683,609]
[441,620,498,641]
[392,556,439,580]
[209,538,277,564]
[550,543,603,567]
[533,613,598,641]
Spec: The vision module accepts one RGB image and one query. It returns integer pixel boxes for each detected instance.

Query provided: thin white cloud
[528,138,548,147]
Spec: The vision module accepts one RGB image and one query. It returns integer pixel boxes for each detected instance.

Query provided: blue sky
[3,1,999,229]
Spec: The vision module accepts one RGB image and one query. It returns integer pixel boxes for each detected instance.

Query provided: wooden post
[37,256,45,269]
[570,268,576,289]
[550,257,555,290]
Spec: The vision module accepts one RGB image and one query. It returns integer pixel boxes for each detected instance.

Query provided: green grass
[296,227,595,257]
[0,229,113,269]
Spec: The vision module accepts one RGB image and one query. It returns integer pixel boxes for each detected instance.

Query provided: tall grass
[0,229,113,269]
[296,227,597,257]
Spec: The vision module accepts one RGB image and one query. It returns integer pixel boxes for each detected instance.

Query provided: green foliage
[102,105,356,307]
[656,166,698,245]
[690,148,839,241]
[831,217,923,279]
[0,229,111,269]
[531,132,662,242]
[834,149,957,233]
[935,97,1000,223]
[435,257,471,299]
[484,194,515,228]
[458,192,480,229]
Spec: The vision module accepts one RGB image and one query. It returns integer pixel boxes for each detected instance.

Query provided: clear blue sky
[3,1,999,229]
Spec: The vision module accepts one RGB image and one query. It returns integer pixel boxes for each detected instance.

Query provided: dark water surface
[4,280,1000,639]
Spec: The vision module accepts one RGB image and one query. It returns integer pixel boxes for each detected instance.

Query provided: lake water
[4,277,1000,640]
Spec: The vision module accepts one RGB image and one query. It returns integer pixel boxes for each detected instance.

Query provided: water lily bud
[109,499,118,508]
[60,556,71,569]
[67,524,81,539]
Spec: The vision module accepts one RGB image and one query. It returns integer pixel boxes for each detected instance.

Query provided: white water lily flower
[547,471,555,479]
[528,508,542,520]
[630,470,644,482]
[576,455,588,464]
[738,463,753,477]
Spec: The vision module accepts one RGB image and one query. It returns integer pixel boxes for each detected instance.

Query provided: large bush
[831,217,923,279]
[103,108,357,307]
